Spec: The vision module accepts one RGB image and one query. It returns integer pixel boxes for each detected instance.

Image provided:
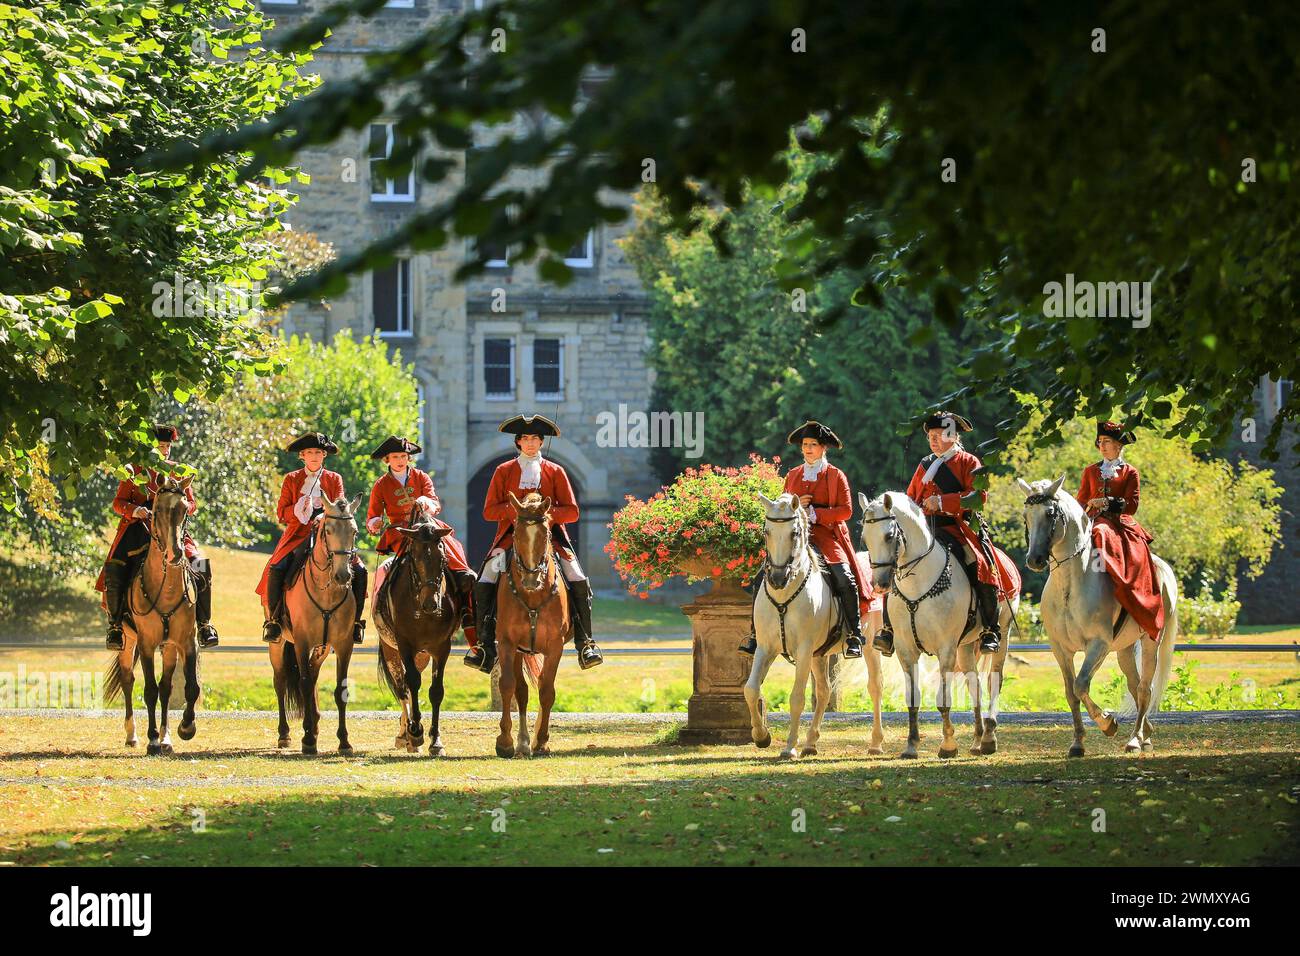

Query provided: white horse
[858,491,1014,759]
[1018,476,1178,755]
[743,492,886,758]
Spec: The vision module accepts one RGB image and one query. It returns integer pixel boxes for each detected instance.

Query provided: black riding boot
[195,563,218,648]
[976,581,1001,653]
[262,565,287,642]
[873,602,895,657]
[464,580,498,673]
[738,570,764,655]
[103,561,129,650]
[828,562,864,659]
[351,564,368,644]
[451,569,478,633]
[567,578,603,670]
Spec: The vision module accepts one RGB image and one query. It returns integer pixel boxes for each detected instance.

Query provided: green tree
[985,397,1283,595]
[167,0,1300,458]
[0,0,317,510]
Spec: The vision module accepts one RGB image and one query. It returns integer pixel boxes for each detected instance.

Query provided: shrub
[1179,571,1240,640]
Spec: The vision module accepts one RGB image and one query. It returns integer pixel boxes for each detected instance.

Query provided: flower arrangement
[604,454,785,597]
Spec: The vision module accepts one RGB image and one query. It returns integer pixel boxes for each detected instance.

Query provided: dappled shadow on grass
[6,725,1297,868]
[0,557,103,640]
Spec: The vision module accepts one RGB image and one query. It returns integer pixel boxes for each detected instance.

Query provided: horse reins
[302,510,358,651]
[130,488,195,646]
[761,511,816,665]
[860,510,953,649]
[505,513,560,654]
[1024,492,1088,572]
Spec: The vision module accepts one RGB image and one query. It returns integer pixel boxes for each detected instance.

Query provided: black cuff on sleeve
[1105,497,1126,514]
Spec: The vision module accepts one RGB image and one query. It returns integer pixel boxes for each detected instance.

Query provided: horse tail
[522,653,543,688]
[103,641,140,705]
[281,644,304,719]
[376,642,403,701]
[1148,561,1179,714]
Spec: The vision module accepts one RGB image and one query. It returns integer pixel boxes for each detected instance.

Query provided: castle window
[534,338,564,400]
[484,337,515,399]
[369,123,415,202]
[373,259,413,337]
[563,230,594,268]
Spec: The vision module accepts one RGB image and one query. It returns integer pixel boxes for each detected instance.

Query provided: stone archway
[466,456,584,570]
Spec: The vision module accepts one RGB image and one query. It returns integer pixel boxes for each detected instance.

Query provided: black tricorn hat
[153,424,179,442]
[1096,420,1136,446]
[286,431,339,454]
[786,420,842,448]
[498,414,560,439]
[921,411,973,433]
[370,435,422,460]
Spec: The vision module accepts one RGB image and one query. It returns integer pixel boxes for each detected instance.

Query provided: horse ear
[1048,474,1067,497]
[882,492,894,512]
[348,493,363,515]
[1016,477,1033,495]
[395,527,416,538]
[508,491,523,511]
[758,492,775,510]
[179,475,193,491]
[541,496,552,513]
[432,527,453,539]
[857,491,869,510]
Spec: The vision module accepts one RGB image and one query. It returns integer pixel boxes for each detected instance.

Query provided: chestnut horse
[103,475,201,755]
[375,509,460,756]
[268,494,362,755]
[495,491,562,758]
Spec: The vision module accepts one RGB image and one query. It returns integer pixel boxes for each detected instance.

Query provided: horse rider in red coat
[256,432,368,644]
[463,414,604,674]
[365,435,478,642]
[1077,421,1165,639]
[95,424,218,651]
[873,411,1021,657]
[739,421,876,659]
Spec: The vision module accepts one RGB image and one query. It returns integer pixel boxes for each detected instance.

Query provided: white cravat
[294,467,323,524]
[1099,456,1126,482]
[518,451,543,490]
[801,456,828,522]
[390,468,409,486]
[923,445,959,486]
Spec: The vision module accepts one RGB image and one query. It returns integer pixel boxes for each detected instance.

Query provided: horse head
[857,491,899,592]
[1017,475,1068,572]
[154,474,193,567]
[320,493,362,585]
[757,491,805,588]
[395,521,453,615]
[508,491,553,588]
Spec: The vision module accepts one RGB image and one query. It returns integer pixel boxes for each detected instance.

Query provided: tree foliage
[163,0,1300,459]
[984,397,1283,595]
[0,0,317,510]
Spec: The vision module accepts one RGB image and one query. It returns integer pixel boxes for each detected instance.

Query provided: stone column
[677,577,755,745]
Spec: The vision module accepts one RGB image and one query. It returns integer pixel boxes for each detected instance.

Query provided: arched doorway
[467,456,583,569]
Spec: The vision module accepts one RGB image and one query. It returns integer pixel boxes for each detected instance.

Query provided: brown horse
[103,476,201,755]
[375,509,460,756]
[495,491,565,758]
[268,493,362,755]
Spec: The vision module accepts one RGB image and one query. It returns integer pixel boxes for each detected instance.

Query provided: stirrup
[979,628,1000,652]
[576,642,603,670]
[738,633,757,655]
[262,620,282,644]
[842,634,864,658]
[353,619,365,644]
[106,625,124,651]
[198,624,219,648]
[463,645,496,673]
[872,627,895,657]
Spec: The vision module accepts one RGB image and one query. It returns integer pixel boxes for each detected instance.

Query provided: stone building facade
[260,0,660,588]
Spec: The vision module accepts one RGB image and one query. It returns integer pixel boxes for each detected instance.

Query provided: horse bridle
[762,511,806,578]
[860,512,935,585]
[860,509,952,648]
[309,511,359,573]
[406,534,447,619]
[505,514,560,654]
[512,513,552,578]
[131,486,195,644]
[1023,492,1086,572]
[761,511,815,664]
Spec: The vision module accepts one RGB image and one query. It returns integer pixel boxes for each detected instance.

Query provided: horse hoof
[302,744,317,756]
[969,746,983,756]
[938,746,959,760]
[980,739,997,755]
[777,749,797,760]
[1099,713,1119,737]
[1141,741,1153,753]
[495,744,515,759]
[159,743,173,757]
[277,737,291,749]
[867,746,885,756]
[533,746,550,757]
[339,743,354,755]
[177,721,196,741]
[754,733,772,749]
[799,747,818,758]
[515,746,532,758]
[899,750,918,760]
[125,738,137,748]
[146,742,161,756]
[429,744,445,757]
[1124,739,1142,753]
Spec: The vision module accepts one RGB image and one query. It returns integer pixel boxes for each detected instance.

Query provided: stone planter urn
[675,558,755,744]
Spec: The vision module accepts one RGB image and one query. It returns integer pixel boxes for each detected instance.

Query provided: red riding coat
[1077,461,1165,640]
[905,449,1021,599]
[94,465,198,594]
[255,467,345,603]
[366,468,470,572]
[782,463,880,613]
[483,458,578,560]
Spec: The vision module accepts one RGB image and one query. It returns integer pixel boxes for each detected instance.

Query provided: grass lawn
[0,715,1294,866]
